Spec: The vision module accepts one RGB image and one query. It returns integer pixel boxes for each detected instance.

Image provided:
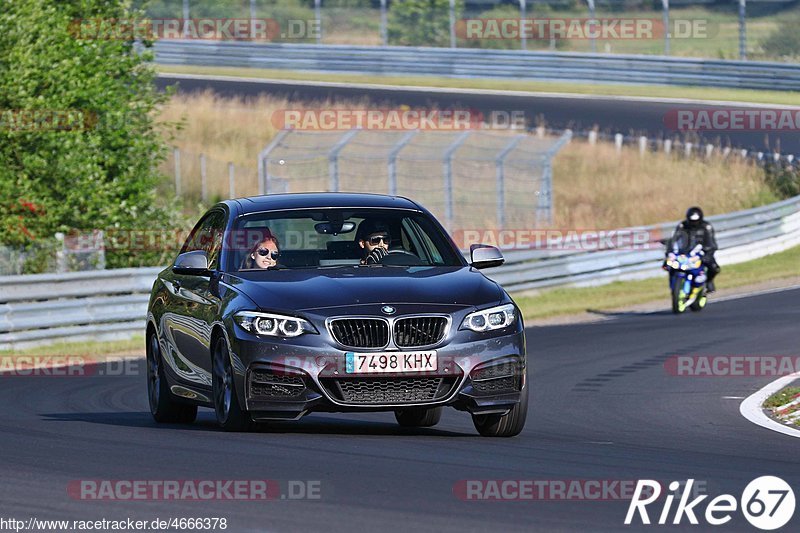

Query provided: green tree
[0,0,180,269]
[388,0,462,47]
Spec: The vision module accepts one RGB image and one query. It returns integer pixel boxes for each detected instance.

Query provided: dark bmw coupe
[146,193,527,437]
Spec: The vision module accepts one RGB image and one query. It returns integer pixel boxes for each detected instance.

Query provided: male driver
[357,219,392,265]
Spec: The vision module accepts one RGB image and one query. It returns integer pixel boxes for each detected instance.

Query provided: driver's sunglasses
[368,234,391,246]
[257,248,280,259]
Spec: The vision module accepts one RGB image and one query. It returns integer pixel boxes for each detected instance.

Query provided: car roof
[229,193,422,215]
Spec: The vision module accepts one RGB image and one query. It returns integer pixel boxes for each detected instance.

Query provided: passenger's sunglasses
[256,248,280,259]
[367,234,391,246]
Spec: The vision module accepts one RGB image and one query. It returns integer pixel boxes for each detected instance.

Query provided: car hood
[226,266,505,312]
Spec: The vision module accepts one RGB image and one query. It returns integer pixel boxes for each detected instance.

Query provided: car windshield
[227,208,463,272]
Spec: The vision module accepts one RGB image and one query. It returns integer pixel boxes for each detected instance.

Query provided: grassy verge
[156,64,800,106]
[0,335,144,360]
[515,244,800,320]
[764,387,800,409]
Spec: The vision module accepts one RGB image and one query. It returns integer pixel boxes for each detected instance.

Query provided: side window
[180,210,227,269]
[402,218,443,264]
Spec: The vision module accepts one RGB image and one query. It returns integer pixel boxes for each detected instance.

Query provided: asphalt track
[1,287,799,531]
[156,74,800,155]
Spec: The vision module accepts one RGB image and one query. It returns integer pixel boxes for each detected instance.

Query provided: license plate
[345,351,437,374]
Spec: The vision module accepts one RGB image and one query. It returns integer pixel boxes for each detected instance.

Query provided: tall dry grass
[158,91,776,228]
[553,141,777,228]
[157,90,385,199]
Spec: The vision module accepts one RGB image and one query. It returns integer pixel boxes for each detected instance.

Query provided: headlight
[461,303,517,333]
[234,311,317,337]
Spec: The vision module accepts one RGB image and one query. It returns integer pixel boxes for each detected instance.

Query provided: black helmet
[685,206,704,225]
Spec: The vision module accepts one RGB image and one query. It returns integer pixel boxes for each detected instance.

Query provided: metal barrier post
[182,0,189,38]
[55,233,67,273]
[388,130,418,196]
[96,230,106,270]
[496,135,525,229]
[315,0,322,44]
[258,129,291,195]
[662,0,670,55]
[380,0,388,46]
[540,130,572,225]
[739,0,747,60]
[443,131,471,230]
[587,0,597,53]
[328,129,359,193]
[449,0,456,48]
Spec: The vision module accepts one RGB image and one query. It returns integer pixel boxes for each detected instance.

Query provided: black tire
[146,331,197,424]
[471,384,529,437]
[212,335,251,432]
[671,276,686,314]
[394,406,443,427]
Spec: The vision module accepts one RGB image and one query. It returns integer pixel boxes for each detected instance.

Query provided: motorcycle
[664,243,708,314]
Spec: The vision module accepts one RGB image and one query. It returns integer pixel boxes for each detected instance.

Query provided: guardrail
[0,268,161,349]
[2,195,799,349]
[154,40,800,91]
[486,194,800,292]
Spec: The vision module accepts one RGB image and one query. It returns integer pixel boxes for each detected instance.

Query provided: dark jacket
[667,220,718,257]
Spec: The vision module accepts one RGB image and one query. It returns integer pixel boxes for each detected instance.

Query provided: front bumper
[230,326,526,421]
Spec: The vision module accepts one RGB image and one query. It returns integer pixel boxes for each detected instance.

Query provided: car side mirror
[470,244,504,269]
[173,250,211,275]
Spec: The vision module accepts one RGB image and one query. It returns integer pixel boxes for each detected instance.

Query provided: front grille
[322,377,457,404]
[329,318,389,349]
[394,316,448,348]
[471,362,521,394]
[249,369,306,399]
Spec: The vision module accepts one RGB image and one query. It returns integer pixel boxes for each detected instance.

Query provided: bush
[763,163,800,199]
[388,0,462,47]
[0,0,182,269]
[760,18,800,60]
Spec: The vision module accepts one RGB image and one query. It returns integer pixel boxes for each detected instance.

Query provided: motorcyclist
[664,206,720,293]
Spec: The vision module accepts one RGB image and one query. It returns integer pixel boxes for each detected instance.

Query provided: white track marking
[739,372,800,439]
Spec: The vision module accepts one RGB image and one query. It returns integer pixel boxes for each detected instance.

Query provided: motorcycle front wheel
[671,276,687,314]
